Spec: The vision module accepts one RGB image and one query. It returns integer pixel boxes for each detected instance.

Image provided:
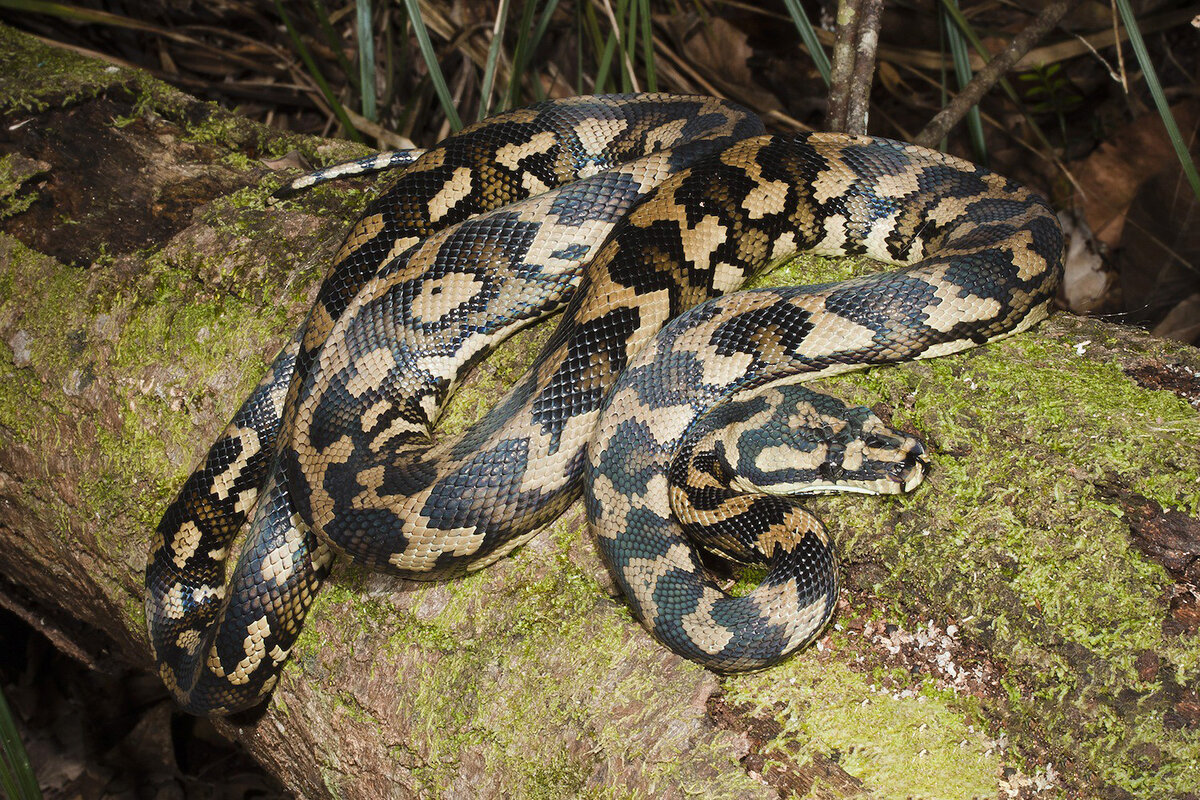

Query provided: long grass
[401,0,463,130]
[274,0,363,142]
[4,0,1195,188]
[1113,0,1200,201]
[940,0,986,161]
[781,0,831,85]
[0,688,40,800]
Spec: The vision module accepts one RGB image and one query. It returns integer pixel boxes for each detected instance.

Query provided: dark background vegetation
[3,0,1197,337]
[0,0,1196,796]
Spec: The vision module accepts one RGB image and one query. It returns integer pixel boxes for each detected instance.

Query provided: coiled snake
[145,94,1063,713]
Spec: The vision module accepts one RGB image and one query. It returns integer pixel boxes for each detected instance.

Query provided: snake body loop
[146,95,1063,713]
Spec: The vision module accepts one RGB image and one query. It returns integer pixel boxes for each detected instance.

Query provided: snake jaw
[901,448,928,493]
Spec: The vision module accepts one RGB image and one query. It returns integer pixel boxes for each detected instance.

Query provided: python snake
[145,94,1063,713]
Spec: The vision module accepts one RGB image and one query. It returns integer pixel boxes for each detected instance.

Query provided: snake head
[712,384,927,497]
[827,409,927,495]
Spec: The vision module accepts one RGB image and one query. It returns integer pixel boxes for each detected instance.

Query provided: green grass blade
[356,0,377,121]
[524,0,563,102]
[942,0,987,161]
[610,0,633,92]
[505,0,541,108]
[401,0,463,131]
[379,18,397,109]
[937,0,1061,161]
[590,0,634,93]
[781,0,831,86]
[0,0,156,30]
[479,0,512,119]
[581,1,610,92]
[0,756,22,800]
[623,0,639,91]
[274,0,363,143]
[575,3,585,94]
[591,1,619,96]
[638,0,656,91]
[1114,0,1200,200]
[0,687,40,800]
[531,0,563,61]
[595,34,618,94]
[308,0,360,92]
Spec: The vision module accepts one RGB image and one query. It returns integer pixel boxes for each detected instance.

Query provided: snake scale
[145,94,1063,713]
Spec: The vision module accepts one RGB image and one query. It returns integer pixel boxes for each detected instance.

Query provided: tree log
[2,26,1199,798]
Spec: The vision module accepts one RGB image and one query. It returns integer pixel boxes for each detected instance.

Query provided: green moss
[750,251,876,290]
[436,320,556,436]
[179,105,306,166]
[0,340,41,439]
[319,768,346,800]
[753,321,1200,794]
[726,640,1003,797]
[0,154,40,219]
[0,211,309,625]
[290,503,762,798]
[0,25,132,112]
[2,246,88,374]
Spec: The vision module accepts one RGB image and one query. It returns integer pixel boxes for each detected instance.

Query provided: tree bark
[2,25,1199,799]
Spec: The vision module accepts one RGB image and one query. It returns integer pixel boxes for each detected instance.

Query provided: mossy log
[1,26,1198,799]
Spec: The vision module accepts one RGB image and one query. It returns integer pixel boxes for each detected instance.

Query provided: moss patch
[0,25,132,112]
[725,644,1003,797]
[293,510,765,798]
[725,319,1199,794]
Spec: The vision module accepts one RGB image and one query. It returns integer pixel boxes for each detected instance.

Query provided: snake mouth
[793,483,879,495]
[901,448,928,493]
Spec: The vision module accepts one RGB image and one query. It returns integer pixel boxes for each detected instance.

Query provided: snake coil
[145,94,1063,713]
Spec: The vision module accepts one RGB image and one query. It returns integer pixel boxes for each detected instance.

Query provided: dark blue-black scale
[550,170,648,226]
[421,439,532,530]
[915,161,989,201]
[527,303,643,440]
[624,349,711,411]
[823,274,940,340]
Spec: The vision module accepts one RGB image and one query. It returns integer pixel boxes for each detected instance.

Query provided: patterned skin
[146,96,1062,713]
[147,95,764,713]
[585,134,1061,668]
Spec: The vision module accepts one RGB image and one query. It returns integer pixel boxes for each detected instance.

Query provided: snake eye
[864,433,894,449]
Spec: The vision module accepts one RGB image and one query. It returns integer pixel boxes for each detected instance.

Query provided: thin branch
[914,0,1083,148]
[844,0,884,134]
[825,0,863,131]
